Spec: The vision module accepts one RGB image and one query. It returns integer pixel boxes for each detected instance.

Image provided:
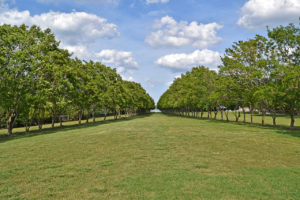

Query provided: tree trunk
[224,110,229,121]
[272,112,276,127]
[250,108,254,124]
[104,112,107,121]
[92,108,96,123]
[242,107,246,123]
[25,124,30,133]
[214,111,218,119]
[78,110,83,125]
[86,111,89,124]
[290,112,295,128]
[261,111,265,126]
[38,121,43,130]
[37,109,44,130]
[7,127,12,135]
[51,104,56,129]
[51,116,55,128]
[25,116,31,133]
[7,121,13,135]
[6,112,18,135]
[201,111,204,118]
[114,111,117,120]
[59,116,63,127]
[234,111,240,122]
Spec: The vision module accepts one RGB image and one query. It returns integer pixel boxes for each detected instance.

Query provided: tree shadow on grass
[0,113,153,144]
[162,113,300,138]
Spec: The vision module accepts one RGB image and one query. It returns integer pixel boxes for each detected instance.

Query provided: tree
[0,24,61,134]
[267,23,300,128]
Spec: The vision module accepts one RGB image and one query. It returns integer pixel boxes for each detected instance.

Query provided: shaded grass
[185,112,299,128]
[0,113,299,199]
[0,115,119,136]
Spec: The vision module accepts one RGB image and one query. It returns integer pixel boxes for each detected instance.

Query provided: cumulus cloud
[146,0,169,4]
[238,0,300,29]
[0,9,119,44]
[96,49,139,73]
[146,16,222,48]
[0,5,119,59]
[122,75,135,82]
[155,49,221,71]
[61,44,91,59]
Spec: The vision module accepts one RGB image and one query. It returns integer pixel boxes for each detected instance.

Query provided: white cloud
[0,9,119,45]
[32,11,119,45]
[146,16,222,48]
[61,44,91,59]
[96,49,139,72]
[146,0,169,4]
[127,76,135,82]
[0,5,119,59]
[238,0,300,29]
[116,66,125,73]
[155,49,221,71]
[122,75,135,82]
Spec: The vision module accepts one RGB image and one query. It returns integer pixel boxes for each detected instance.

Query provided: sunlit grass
[0,113,299,199]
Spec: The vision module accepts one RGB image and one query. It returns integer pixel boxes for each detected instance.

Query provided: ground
[0,114,299,199]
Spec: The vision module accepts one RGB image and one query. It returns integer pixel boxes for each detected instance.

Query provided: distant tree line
[157,23,299,128]
[0,24,155,135]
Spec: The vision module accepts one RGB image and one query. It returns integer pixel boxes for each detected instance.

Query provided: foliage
[158,22,299,128]
[0,24,155,135]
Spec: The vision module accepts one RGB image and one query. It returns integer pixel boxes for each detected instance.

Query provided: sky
[0,0,299,102]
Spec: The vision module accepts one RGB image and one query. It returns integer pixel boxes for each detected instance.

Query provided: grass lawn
[0,115,117,136]
[203,112,299,128]
[0,113,299,199]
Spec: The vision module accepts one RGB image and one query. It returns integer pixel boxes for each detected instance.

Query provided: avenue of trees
[0,24,155,135]
[158,23,299,128]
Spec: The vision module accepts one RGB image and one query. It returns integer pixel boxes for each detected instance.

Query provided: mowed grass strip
[0,115,118,136]
[0,114,299,199]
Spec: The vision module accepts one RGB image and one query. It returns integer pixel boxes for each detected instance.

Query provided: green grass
[205,112,299,128]
[0,115,117,136]
[0,114,299,199]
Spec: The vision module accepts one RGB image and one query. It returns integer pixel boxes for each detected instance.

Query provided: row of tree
[0,24,155,135]
[158,23,299,128]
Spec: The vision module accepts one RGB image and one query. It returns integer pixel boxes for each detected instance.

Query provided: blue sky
[0,0,299,102]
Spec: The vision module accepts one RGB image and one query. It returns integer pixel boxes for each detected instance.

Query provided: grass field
[0,113,299,199]
[203,112,299,128]
[0,115,118,136]
[1,112,299,136]
[175,111,300,129]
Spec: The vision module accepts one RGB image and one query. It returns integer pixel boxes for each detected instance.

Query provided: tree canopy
[158,22,299,128]
[0,24,155,135]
